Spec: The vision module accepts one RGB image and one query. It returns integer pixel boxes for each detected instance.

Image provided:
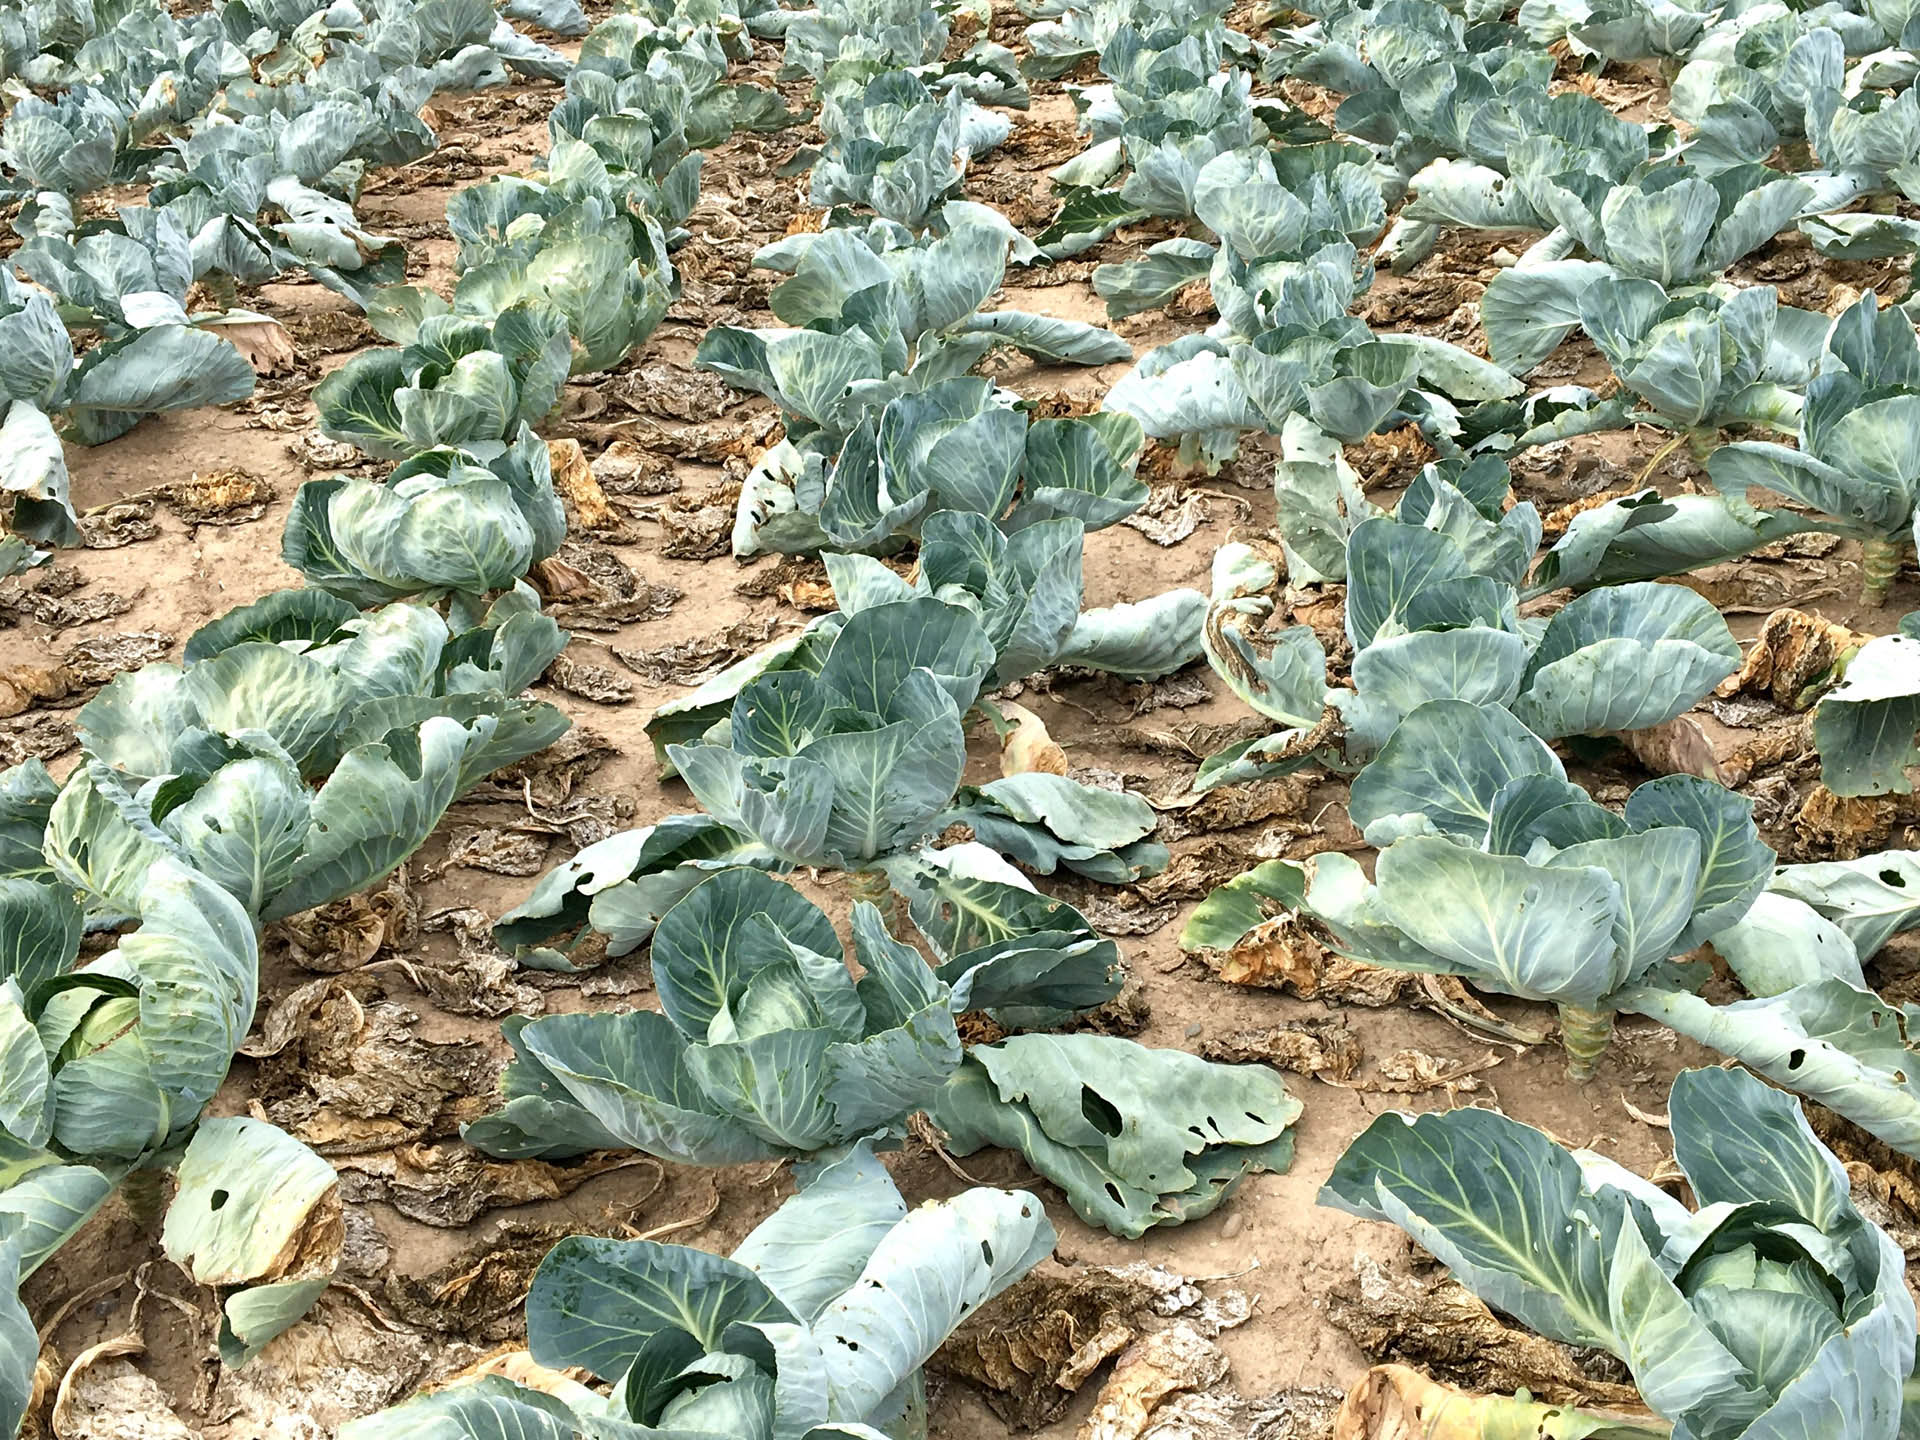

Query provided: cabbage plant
[339,1143,1055,1440]
[733,376,1147,555]
[640,527,1202,783]
[1,270,256,547]
[1574,276,1826,443]
[554,11,799,162]
[44,586,568,922]
[0,860,343,1398]
[1102,240,1522,467]
[781,0,950,80]
[663,598,1166,892]
[363,154,675,372]
[1515,0,1718,61]
[1200,461,1739,786]
[1034,8,1266,258]
[1708,296,1920,605]
[809,69,1010,229]
[697,216,1131,450]
[1269,0,1649,267]
[820,512,1206,685]
[500,605,1164,966]
[314,303,572,459]
[282,425,565,606]
[1479,161,1816,372]
[0,86,131,200]
[1092,142,1385,321]
[1324,1066,1916,1440]
[1295,701,1772,1077]
[1022,0,1242,79]
[146,141,411,305]
[466,865,1117,1163]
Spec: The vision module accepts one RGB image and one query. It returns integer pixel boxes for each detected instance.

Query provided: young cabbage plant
[1201,465,1740,787]
[1530,297,1920,596]
[160,81,434,208]
[15,204,232,334]
[1092,141,1385,321]
[339,1143,1055,1440]
[0,270,256,547]
[662,597,1167,900]
[1270,0,1649,268]
[1479,161,1816,373]
[465,865,1118,1163]
[1575,276,1826,447]
[1324,1066,1916,1440]
[0,863,342,1415]
[555,11,800,162]
[697,216,1131,450]
[1034,9,1285,259]
[934,1033,1302,1237]
[820,514,1207,685]
[640,527,1203,782]
[363,153,676,372]
[146,148,411,308]
[807,69,1010,230]
[282,424,565,606]
[0,86,131,203]
[1102,239,1522,468]
[344,0,575,85]
[500,612,1161,957]
[1809,84,1920,221]
[45,585,568,923]
[1293,701,1772,1077]
[732,376,1147,556]
[1668,22,1845,165]
[314,302,572,459]
[1022,0,1244,82]
[781,0,951,81]
[1514,0,1722,63]
[778,0,1022,104]
[1709,296,1920,605]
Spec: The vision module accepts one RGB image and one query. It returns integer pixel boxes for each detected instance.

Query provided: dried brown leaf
[1327,1261,1638,1409]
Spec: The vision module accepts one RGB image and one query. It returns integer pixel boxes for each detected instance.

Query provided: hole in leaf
[1787,1048,1806,1070]
[1104,1182,1124,1207]
[1080,1085,1122,1138]
[209,1189,230,1211]
[979,1240,994,1267]
[1883,869,1906,886]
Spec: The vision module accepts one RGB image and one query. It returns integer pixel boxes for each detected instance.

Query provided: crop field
[7,0,1920,1436]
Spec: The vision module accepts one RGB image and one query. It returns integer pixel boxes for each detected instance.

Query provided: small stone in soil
[1185,1021,1204,1038]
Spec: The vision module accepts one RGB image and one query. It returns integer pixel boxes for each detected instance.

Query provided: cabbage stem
[1559,1004,1614,1082]
[120,1167,169,1233]
[1862,535,1902,608]
[848,867,901,933]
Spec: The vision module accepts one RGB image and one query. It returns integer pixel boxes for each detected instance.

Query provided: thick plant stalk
[201,271,240,310]
[1861,535,1903,608]
[847,867,902,934]
[120,1168,169,1233]
[1558,1004,1615,1083]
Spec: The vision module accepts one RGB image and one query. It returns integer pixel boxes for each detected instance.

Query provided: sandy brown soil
[8,7,1920,1439]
